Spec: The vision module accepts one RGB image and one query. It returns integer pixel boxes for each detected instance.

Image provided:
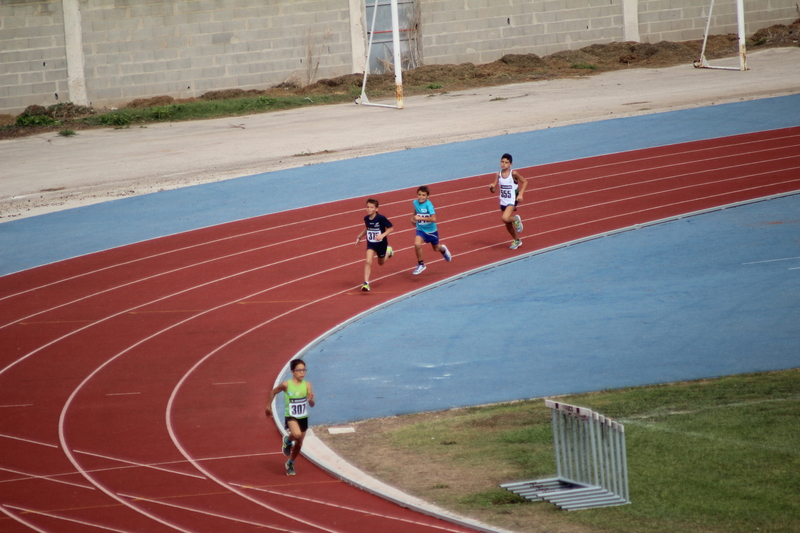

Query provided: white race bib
[289,397,308,418]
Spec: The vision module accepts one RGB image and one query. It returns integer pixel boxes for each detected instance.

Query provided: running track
[1,126,799,532]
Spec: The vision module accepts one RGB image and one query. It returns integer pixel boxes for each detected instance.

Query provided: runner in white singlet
[488,153,528,250]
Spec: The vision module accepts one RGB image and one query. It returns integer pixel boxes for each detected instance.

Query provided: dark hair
[416,186,430,195]
[290,359,306,371]
[366,198,379,207]
[501,153,513,164]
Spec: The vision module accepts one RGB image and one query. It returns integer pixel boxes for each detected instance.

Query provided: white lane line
[0,432,58,448]
[0,240,355,378]
[0,465,95,489]
[105,392,140,396]
[212,382,246,385]
[0,504,50,533]
[517,131,800,185]
[3,504,135,533]
[743,256,800,265]
[72,449,207,480]
[531,153,800,206]
[0,222,360,332]
[116,494,296,533]
[163,269,380,533]
[0,403,33,408]
[0,203,370,304]
[56,251,365,533]
[235,483,472,533]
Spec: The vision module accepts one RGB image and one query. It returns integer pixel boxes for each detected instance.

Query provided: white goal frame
[693,0,748,71]
[355,0,404,109]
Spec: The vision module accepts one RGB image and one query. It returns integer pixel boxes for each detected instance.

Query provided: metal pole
[736,0,748,70]
[389,0,404,108]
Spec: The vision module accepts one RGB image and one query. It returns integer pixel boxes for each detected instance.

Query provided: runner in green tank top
[265,359,315,476]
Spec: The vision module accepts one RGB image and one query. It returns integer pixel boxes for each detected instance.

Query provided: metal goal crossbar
[501,400,630,511]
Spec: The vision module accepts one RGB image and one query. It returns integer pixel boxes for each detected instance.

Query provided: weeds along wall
[0,0,795,115]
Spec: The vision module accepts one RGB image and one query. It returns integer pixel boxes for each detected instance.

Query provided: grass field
[317,369,800,533]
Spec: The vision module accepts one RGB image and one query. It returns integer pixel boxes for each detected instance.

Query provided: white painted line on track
[116,494,297,533]
[0,224,359,332]
[73,449,207,480]
[165,262,380,533]
[236,483,474,533]
[0,198,375,304]
[527,133,800,184]
[46,253,369,533]
[105,392,140,396]
[742,256,800,265]
[0,432,58,448]
[0,403,33,408]
[0,241,356,377]
[0,465,95,489]
[212,381,247,385]
[3,504,135,533]
[0,504,51,533]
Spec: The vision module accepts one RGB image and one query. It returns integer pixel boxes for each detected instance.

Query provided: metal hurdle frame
[501,400,630,511]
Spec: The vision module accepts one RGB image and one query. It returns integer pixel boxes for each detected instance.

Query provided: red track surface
[1,127,799,533]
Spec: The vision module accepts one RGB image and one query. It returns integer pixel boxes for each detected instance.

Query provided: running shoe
[286,460,295,476]
[387,246,394,259]
[513,215,524,234]
[413,263,426,275]
[361,282,370,292]
[282,436,292,457]
[441,245,452,262]
[509,239,522,250]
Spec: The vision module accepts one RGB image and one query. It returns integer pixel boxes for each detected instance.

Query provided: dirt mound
[751,21,800,46]
[499,54,546,69]
[126,95,175,108]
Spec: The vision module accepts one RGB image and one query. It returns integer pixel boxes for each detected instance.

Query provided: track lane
[1,127,799,532]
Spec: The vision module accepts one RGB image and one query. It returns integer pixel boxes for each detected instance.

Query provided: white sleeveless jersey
[498,171,516,207]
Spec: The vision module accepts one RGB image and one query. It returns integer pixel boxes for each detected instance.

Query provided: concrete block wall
[638,0,798,42]
[420,0,627,65]
[419,0,797,66]
[1,0,796,114]
[0,0,70,114]
[76,0,354,106]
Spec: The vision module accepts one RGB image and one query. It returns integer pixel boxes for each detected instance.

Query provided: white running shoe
[509,239,522,250]
[413,263,426,275]
[441,245,452,262]
[387,246,394,259]
[513,215,523,234]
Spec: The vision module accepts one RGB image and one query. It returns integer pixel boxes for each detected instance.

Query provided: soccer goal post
[355,0,404,109]
[693,0,748,71]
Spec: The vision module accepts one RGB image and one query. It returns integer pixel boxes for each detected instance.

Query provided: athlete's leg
[364,248,376,282]
[502,205,518,239]
[414,234,426,262]
[285,419,306,462]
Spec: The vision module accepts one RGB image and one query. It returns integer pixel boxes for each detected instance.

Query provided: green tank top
[284,380,309,419]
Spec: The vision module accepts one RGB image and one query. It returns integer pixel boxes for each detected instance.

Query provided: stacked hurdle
[501,400,630,510]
